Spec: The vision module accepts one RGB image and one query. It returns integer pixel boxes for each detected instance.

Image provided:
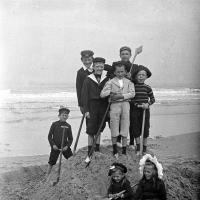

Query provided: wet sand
[0,103,200,158]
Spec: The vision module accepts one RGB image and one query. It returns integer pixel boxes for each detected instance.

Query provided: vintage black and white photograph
[0,0,199,199]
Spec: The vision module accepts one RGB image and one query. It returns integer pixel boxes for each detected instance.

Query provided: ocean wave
[0,87,200,110]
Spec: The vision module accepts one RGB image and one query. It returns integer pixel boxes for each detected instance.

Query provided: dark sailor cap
[81,50,94,58]
[120,46,131,54]
[93,57,106,64]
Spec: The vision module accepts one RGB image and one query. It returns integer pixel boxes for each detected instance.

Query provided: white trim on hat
[139,154,163,179]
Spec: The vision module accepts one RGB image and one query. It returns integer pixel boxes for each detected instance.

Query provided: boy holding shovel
[81,57,109,163]
[131,67,155,156]
[47,107,73,176]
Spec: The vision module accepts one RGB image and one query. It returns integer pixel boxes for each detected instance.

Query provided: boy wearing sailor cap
[47,107,73,176]
[81,57,109,163]
[76,50,94,114]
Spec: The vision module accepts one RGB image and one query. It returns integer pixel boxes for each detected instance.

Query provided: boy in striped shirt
[130,66,155,155]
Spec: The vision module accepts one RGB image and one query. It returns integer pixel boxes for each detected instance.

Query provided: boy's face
[81,57,93,68]
[93,62,104,75]
[114,66,126,79]
[144,165,155,180]
[59,112,69,121]
[120,50,131,62]
[136,70,147,83]
[112,170,124,183]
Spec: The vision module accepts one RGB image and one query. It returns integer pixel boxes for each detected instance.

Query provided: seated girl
[107,162,134,200]
[134,154,167,200]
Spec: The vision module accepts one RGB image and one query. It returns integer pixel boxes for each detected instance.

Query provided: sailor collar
[88,70,107,84]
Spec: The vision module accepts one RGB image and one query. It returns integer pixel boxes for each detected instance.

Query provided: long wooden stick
[73,114,85,155]
[140,109,146,156]
[108,183,138,199]
[130,45,143,73]
[53,126,67,186]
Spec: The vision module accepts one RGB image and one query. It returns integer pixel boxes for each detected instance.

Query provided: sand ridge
[0,132,200,200]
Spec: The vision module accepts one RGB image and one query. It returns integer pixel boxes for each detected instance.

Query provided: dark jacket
[81,70,109,113]
[76,67,93,107]
[134,177,166,200]
[48,120,73,149]
[108,177,134,200]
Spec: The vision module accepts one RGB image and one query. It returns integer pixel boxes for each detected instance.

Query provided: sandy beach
[1,101,200,158]
[0,87,200,199]
[0,131,199,199]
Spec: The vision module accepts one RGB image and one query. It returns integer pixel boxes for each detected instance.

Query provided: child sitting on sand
[134,154,167,200]
[130,67,155,155]
[47,107,73,176]
[101,61,135,158]
[107,162,134,199]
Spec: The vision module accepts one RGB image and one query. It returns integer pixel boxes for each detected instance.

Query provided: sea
[0,84,200,157]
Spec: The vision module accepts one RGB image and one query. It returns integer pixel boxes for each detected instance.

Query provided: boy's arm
[48,123,56,147]
[81,79,89,113]
[100,80,112,98]
[76,71,82,107]
[66,125,73,147]
[148,87,155,105]
[123,80,135,100]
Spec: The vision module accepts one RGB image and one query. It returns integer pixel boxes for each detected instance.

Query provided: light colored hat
[139,154,163,179]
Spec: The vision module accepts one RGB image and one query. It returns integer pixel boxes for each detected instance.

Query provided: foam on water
[1,87,200,106]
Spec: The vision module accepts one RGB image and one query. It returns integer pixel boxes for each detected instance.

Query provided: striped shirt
[132,83,155,105]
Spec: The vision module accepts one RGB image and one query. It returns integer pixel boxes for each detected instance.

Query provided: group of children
[46,46,167,199]
[76,47,155,161]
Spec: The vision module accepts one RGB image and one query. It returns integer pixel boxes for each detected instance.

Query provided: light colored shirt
[118,79,123,88]
[83,65,93,72]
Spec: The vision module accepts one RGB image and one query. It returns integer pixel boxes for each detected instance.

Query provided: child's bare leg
[95,134,101,152]
[121,136,127,155]
[88,135,94,155]
[46,164,53,177]
[135,137,140,153]
[143,137,147,153]
[112,137,118,155]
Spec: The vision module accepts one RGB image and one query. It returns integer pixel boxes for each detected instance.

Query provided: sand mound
[0,146,199,200]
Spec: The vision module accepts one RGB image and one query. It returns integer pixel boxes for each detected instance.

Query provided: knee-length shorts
[48,147,72,165]
[110,102,130,138]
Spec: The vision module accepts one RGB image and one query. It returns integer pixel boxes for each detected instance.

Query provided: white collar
[88,70,107,84]
[82,65,93,72]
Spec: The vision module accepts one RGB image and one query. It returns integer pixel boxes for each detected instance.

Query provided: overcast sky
[0,0,200,88]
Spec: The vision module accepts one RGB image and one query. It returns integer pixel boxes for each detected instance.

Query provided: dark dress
[108,177,134,200]
[81,71,109,136]
[134,177,167,200]
[48,120,73,165]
